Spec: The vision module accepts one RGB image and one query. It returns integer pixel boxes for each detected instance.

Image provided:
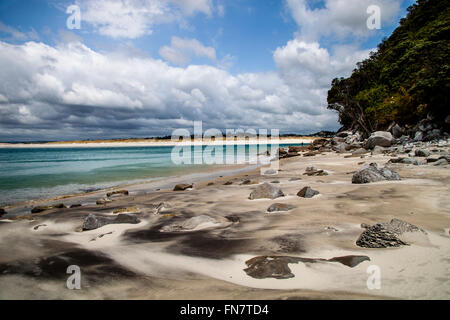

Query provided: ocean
[0,144,301,206]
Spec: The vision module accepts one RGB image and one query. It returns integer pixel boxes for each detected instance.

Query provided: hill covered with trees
[327,0,449,137]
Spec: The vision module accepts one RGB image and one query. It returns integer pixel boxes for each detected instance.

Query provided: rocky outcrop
[352,163,400,184]
[249,183,284,200]
[356,219,426,248]
[267,203,296,213]
[173,184,193,191]
[297,186,319,198]
[244,255,370,279]
[364,131,394,149]
[31,203,66,214]
[82,213,140,231]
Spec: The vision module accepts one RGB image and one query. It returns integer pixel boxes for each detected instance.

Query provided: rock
[70,204,82,208]
[371,146,387,155]
[173,184,193,191]
[106,190,129,198]
[223,181,233,185]
[96,198,111,205]
[415,149,430,157]
[303,167,328,176]
[241,179,258,185]
[433,158,448,166]
[297,186,319,198]
[391,124,404,138]
[356,219,426,248]
[271,180,280,184]
[267,203,296,213]
[207,182,214,186]
[31,203,66,214]
[248,183,284,200]
[289,177,302,181]
[82,213,140,231]
[161,215,219,232]
[225,215,240,223]
[263,169,277,175]
[244,255,370,279]
[0,208,6,217]
[364,131,394,149]
[352,163,400,184]
[414,131,424,142]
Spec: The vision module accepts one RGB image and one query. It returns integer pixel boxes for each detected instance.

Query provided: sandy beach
[0,143,449,300]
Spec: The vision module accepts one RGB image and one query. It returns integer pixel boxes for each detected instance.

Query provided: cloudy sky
[0,0,415,141]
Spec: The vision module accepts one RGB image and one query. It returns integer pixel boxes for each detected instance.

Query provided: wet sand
[0,150,449,300]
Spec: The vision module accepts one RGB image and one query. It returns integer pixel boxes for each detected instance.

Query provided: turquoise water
[0,144,301,205]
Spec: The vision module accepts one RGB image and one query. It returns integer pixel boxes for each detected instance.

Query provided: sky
[0,0,416,141]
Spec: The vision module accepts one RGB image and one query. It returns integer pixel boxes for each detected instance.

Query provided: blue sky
[0,0,417,141]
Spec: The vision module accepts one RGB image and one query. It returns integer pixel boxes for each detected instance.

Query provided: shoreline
[0,137,318,148]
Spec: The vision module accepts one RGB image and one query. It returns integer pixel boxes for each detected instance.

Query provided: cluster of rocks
[82,213,140,231]
[352,163,401,184]
[356,219,427,248]
[303,166,328,176]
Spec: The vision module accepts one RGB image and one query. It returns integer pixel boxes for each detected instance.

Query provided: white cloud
[0,21,39,41]
[159,36,216,65]
[0,40,343,140]
[285,0,401,40]
[81,0,214,39]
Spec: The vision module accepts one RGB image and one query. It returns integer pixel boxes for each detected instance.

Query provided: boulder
[356,219,426,248]
[297,186,319,198]
[352,163,400,184]
[364,131,394,149]
[82,213,140,231]
[173,184,193,191]
[249,182,284,200]
[415,149,430,157]
[31,203,66,214]
[391,124,404,138]
[267,203,296,213]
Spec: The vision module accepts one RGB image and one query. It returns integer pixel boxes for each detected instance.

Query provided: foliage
[327,0,450,136]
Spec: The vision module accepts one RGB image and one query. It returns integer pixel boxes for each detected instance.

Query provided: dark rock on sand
[223,181,233,185]
[352,163,400,184]
[267,203,296,213]
[225,215,240,223]
[106,190,129,198]
[70,204,82,208]
[297,186,319,198]
[244,255,370,279]
[31,203,66,214]
[356,219,426,248]
[173,184,193,191]
[0,208,6,217]
[415,149,430,157]
[96,198,112,205]
[249,182,284,200]
[82,213,140,231]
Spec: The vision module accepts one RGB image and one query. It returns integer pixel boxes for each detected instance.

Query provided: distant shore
[0,137,318,148]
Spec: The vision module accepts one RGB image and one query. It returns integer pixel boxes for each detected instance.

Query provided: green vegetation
[327,0,449,136]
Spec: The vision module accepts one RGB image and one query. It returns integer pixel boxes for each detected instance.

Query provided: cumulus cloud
[0,40,345,140]
[81,0,214,39]
[0,21,39,41]
[159,37,216,65]
[285,0,401,40]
